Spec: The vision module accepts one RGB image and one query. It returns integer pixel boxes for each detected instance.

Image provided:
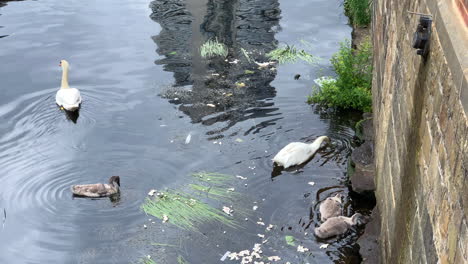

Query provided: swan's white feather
[273,142,314,168]
[272,136,329,168]
[56,88,81,111]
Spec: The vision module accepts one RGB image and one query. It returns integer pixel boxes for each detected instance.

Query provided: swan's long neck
[61,65,70,89]
[309,136,328,151]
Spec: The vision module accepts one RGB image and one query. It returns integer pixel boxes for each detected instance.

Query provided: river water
[0,0,369,263]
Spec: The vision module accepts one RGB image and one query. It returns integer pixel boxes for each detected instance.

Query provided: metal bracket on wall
[408,11,433,58]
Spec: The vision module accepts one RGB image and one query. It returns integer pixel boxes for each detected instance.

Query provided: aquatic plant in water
[308,38,372,112]
[141,190,236,231]
[200,39,228,58]
[267,45,317,64]
[139,258,156,264]
[191,171,233,184]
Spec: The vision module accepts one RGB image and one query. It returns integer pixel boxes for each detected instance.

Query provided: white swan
[55,60,81,111]
[314,213,363,239]
[319,193,343,222]
[272,136,330,168]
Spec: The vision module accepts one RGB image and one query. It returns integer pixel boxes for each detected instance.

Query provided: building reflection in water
[150,0,282,138]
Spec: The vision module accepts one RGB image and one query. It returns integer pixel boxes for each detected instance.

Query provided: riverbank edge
[348,22,382,263]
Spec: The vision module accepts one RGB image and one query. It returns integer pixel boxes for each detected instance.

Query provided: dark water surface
[0,0,368,263]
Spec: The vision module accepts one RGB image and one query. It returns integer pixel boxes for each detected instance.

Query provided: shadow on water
[150,0,282,139]
[63,108,80,123]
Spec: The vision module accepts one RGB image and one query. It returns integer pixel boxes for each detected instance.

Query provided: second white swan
[272,136,330,168]
[55,60,81,111]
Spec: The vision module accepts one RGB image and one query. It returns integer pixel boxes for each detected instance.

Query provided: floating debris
[228,59,239,64]
[220,251,231,261]
[238,250,250,257]
[244,69,255,74]
[227,188,235,192]
[236,82,246,88]
[222,206,233,216]
[185,133,192,144]
[257,234,265,238]
[236,175,247,180]
[267,256,281,261]
[307,181,315,186]
[297,245,309,252]
[235,138,244,143]
[169,51,177,55]
[285,235,296,246]
[256,221,265,226]
[320,243,329,249]
[207,103,216,107]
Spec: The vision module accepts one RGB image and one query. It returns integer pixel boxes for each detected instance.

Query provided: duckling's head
[109,176,120,186]
[351,213,364,225]
[331,193,343,203]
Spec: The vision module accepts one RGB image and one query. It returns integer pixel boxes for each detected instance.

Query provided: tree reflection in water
[150,0,282,138]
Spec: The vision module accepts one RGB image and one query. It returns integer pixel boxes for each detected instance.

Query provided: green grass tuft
[344,0,372,26]
[267,45,317,64]
[308,38,372,112]
[200,39,228,58]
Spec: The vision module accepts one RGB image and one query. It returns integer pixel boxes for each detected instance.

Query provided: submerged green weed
[191,171,233,184]
[267,45,317,64]
[141,190,236,231]
[200,39,228,58]
[285,235,296,246]
[139,258,157,264]
[189,184,239,200]
[241,47,252,63]
[177,255,188,264]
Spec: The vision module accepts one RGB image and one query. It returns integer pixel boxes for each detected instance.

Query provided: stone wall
[372,0,468,263]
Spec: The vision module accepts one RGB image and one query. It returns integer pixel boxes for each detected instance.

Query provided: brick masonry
[372,0,468,263]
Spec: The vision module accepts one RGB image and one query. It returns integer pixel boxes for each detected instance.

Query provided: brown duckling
[314,213,363,239]
[71,176,120,197]
[319,193,343,222]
